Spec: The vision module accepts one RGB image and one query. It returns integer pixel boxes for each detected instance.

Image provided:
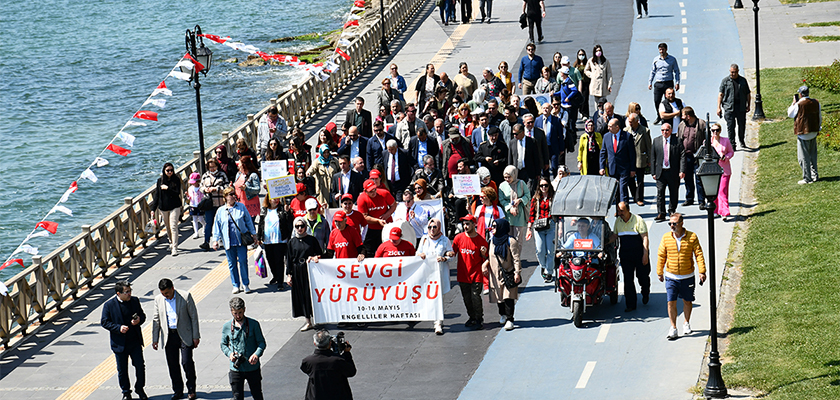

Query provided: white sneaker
[434,321,444,335]
[482,288,489,295]
[171,247,178,256]
[232,287,241,294]
[683,322,692,335]
[500,315,508,325]
[243,285,253,293]
[300,322,313,332]
[637,14,642,19]
[798,179,809,185]
[192,232,200,239]
[667,326,678,340]
[504,320,515,331]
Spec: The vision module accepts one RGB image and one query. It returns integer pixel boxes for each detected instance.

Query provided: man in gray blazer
[152,278,201,400]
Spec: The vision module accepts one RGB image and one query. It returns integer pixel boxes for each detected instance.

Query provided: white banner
[308,256,444,324]
[452,174,481,196]
[261,160,288,180]
[266,174,296,199]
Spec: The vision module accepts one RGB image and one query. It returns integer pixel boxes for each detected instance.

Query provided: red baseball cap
[460,214,477,223]
[341,193,354,202]
[333,210,346,222]
[363,179,377,191]
[369,169,381,179]
[389,227,402,240]
[296,183,307,194]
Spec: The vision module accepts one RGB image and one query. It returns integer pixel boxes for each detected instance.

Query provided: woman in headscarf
[306,145,337,207]
[286,216,323,331]
[498,165,531,246]
[214,145,237,183]
[577,118,603,175]
[417,217,455,335]
[485,218,521,331]
[212,187,257,294]
[413,179,433,201]
[149,162,183,256]
[467,87,487,113]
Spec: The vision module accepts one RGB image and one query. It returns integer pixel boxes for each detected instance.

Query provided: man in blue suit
[337,126,368,164]
[366,120,398,169]
[535,101,565,176]
[600,118,637,204]
[101,280,148,400]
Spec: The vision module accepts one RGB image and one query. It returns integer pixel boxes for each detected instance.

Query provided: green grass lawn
[782,0,840,4]
[803,35,840,42]
[795,21,840,28]
[723,68,840,399]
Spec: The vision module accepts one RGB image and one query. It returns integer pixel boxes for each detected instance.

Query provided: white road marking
[595,319,613,343]
[681,9,686,16]
[683,47,688,55]
[682,58,688,67]
[682,27,687,34]
[576,362,598,388]
[680,84,686,94]
[679,2,685,7]
[682,37,688,44]
[681,71,687,80]
[682,18,687,24]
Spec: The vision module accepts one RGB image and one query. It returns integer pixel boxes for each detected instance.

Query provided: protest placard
[308,256,444,324]
[261,160,288,180]
[452,174,481,196]
[266,174,296,199]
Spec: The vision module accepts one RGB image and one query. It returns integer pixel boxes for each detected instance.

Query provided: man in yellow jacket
[657,213,706,340]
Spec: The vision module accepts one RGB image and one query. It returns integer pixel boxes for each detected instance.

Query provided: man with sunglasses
[452,215,489,330]
[657,213,706,340]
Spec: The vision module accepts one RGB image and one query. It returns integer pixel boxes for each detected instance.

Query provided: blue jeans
[203,207,217,244]
[534,220,556,275]
[226,245,250,287]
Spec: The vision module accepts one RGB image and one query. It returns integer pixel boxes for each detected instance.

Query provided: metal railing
[0,0,426,350]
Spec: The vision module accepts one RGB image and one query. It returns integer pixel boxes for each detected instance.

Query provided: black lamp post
[380,0,390,55]
[751,0,765,120]
[183,25,213,174]
[697,113,727,399]
[734,0,743,9]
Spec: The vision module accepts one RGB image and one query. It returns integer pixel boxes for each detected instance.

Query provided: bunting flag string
[35,221,59,235]
[152,81,173,97]
[80,168,98,182]
[133,110,159,121]
[107,144,131,156]
[49,205,74,217]
[93,157,110,167]
[1,259,23,271]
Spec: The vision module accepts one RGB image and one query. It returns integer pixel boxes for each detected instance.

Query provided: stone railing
[0,0,427,350]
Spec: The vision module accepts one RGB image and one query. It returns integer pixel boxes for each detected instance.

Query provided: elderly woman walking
[287,216,323,331]
[417,218,455,335]
[307,145,337,207]
[212,187,257,294]
[577,119,603,175]
[711,122,735,221]
[498,166,531,247]
[485,218,522,331]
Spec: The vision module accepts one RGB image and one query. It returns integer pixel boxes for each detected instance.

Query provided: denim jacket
[212,202,257,249]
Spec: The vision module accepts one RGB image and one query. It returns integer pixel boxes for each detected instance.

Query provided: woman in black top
[286,216,323,331]
[150,162,183,256]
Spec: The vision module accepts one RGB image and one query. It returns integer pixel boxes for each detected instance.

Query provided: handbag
[533,217,550,231]
[196,196,214,211]
[227,208,255,246]
[498,237,519,289]
[254,247,267,278]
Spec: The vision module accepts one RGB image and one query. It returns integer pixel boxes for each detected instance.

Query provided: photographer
[221,297,266,400]
[300,330,356,400]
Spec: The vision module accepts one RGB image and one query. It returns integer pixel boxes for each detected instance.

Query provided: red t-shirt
[332,210,368,237]
[290,196,316,218]
[375,240,416,257]
[327,227,364,259]
[356,189,395,230]
[452,232,488,283]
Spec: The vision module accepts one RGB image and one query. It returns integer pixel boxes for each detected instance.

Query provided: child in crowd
[187,172,206,239]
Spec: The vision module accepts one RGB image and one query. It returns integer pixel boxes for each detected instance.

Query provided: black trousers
[461,0,472,22]
[725,110,747,147]
[612,173,633,205]
[363,229,383,257]
[230,369,264,400]
[496,299,516,320]
[165,329,197,395]
[627,166,647,203]
[618,235,650,309]
[636,0,648,15]
[115,345,145,395]
[264,242,287,282]
[459,282,483,323]
[656,171,680,215]
[683,153,705,204]
[527,16,543,42]
[653,81,673,121]
[479,0,492,20]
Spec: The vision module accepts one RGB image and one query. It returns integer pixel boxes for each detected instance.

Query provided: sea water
[0,0,348,280]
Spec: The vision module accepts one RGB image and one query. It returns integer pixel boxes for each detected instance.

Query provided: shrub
[803,60,840,93]
[817,113,840,151]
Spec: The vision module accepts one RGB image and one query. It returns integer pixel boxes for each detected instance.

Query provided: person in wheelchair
[561,218,602,259]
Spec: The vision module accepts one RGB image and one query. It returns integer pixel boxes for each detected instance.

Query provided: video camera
[330,331,350,355]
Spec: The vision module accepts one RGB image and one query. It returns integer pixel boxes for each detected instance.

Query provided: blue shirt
[416,139,428,166]
[563,231,601,256]
[519,55,544,82]
[649,54,681,86]
[349,140,360,160]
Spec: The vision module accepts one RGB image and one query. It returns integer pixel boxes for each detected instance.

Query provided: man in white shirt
[385,139,415,197]
[152,279,200,400]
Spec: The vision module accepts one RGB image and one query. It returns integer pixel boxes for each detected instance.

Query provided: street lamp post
[696,113,727,399]
[182,25,213,174]
[734,0,744,9]
[380,0,390,55]
[751,0,765,120]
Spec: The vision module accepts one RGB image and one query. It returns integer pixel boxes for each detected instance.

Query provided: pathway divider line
[404,23,472,104]
[595,319,613,343]
[575,361,597,388]
[56,255,236,400]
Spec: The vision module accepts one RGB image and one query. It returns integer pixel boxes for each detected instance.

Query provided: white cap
[561,56,571,65]
[305,198,319,210]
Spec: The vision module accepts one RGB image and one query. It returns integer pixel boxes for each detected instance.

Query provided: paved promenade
[0,0,778,398]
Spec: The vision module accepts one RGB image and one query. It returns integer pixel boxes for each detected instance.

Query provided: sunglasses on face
[428,225,439,229]
[539,184,549,188]
[668,222,678,227]
[165,169,174,172]
[711,129,721,132]
[295,225,306,229]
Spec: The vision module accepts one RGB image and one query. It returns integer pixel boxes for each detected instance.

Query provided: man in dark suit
[152,278,200,400]
[600,118,637,205]
[337,126,368,164]
[649,123,686,221]
[407,126,440,169]
[535,102,565,175]
[474,126,509,183]
[330,155,364,207]
[508,122,541,189]
[367,120,398,168]
[595,102,626,134]
[101,280,148,400]
[345,96,373,138]
[384,139,416,197]
[522,113,550,178]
